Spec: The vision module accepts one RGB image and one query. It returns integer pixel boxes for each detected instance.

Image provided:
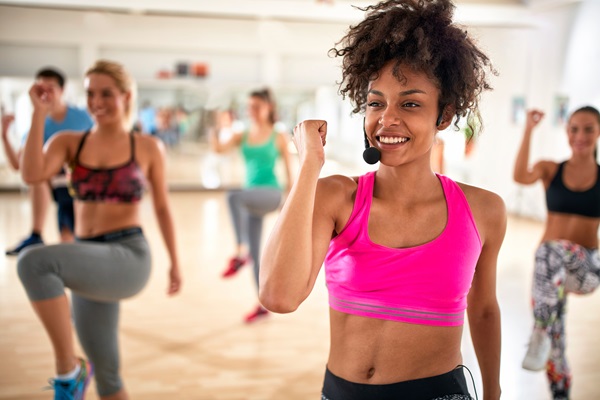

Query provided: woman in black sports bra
[513,106,600,399]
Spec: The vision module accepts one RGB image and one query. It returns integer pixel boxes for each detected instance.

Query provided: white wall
[0,5,345,86]
[562,0,600,109]
[1,1,597,221]
[470,2,582,220]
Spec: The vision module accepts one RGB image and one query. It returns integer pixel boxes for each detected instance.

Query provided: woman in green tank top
[209,88,293,323]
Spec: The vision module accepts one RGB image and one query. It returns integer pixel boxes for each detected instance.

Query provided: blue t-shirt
[43,106,94,143]
[23,105,94,144]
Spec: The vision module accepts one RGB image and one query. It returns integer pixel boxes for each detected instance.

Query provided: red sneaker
[221,256,249,278]
[244,305,270,324]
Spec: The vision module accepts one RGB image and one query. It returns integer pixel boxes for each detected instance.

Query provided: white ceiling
[0,0,578,25]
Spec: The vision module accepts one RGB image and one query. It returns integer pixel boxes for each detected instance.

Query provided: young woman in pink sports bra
[260,1,506,399]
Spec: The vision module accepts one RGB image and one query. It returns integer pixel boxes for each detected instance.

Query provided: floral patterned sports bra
[68,131,146,203]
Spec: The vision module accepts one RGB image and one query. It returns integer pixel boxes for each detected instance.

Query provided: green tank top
[241,130,281,188]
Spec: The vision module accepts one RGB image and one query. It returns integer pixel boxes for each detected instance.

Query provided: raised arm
[21,83,69,183]
[513,109,547,184]
[1,113,20,170]
[146,136,182,295]
[276,131,294,193]
[208,124,242,154]
[466,188,507,400]
[259,120,335,313]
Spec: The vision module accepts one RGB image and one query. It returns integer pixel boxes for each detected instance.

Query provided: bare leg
[30,183,50,234]
[30,295,77,374]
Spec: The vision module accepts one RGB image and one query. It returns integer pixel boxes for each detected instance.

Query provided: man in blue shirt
[1,67,93,255]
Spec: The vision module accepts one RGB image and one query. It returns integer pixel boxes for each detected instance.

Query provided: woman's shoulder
[316,174,359,222]
[534,160,561,184]
[319,174,359,189]
[318,174,359,201]
[456,181,504,209]
[134,132,166,157]
[47,130,86,145]
[135,132,161,145]
[456,181,507,233]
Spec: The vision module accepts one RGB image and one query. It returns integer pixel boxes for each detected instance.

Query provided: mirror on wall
[0,77,318,191]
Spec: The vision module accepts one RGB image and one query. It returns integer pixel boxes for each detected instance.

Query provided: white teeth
[378,136,408,144]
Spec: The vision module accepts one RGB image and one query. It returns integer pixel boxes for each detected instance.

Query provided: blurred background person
[514,106,600,400]
[155,106,180,147]
[17,59,181,400]
[2,67,93,255]
[209,88,293,323]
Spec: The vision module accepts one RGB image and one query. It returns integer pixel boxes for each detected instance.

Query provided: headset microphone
[362,119,381,165]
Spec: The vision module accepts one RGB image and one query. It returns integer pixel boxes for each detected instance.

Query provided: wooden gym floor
[0,170,599,399]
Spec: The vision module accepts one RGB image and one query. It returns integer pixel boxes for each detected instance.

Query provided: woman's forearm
[21,110,47,183]
[155,205,179,269]
[513,127,533,183]
[1,135,20,170]
[469,307,502,400]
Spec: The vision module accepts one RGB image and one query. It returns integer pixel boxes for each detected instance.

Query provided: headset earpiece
[436,111,444,127]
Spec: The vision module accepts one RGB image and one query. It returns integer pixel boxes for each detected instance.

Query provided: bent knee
[16,245,46,283]
[17,246,64,300]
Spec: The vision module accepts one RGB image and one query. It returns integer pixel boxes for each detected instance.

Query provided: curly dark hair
[329,0,496,133]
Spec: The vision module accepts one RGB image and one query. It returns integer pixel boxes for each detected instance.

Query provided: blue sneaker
[5,234,43,256]
[49,358,94,400]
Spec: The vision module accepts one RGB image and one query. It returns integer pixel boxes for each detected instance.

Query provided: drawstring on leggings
[456,364,478,400]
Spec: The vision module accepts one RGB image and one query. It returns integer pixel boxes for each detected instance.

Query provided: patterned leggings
[532,240,600,399]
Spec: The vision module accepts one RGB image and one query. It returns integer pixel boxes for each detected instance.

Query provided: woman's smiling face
[85,73,130,125]
[364,62,444,167]
[567,110,600,157]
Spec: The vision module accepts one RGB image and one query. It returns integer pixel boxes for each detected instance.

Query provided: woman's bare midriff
[74,201,141,238]
[542,213,600,249]
[327,309,464,384]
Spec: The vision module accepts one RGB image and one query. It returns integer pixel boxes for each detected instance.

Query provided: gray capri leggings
[227,187,282,287]
[17,228,151,397]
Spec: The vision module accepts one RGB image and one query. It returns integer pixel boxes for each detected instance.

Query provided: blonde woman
[18,59,181,400]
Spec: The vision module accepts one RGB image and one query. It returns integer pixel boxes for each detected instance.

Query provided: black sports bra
[546,161,600,218]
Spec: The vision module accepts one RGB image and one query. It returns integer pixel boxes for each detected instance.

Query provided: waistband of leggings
[77,227,143,243]
[322,366,470,400]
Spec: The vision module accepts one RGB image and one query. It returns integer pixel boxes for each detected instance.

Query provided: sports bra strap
[73,130,91,163]
[129,130,136,162]
[73,130,137,164]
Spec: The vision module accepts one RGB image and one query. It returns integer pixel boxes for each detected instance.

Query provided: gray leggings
[227,187,282,287]
[17,230,151,396]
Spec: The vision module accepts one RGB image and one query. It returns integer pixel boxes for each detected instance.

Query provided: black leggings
[321,366,473,400]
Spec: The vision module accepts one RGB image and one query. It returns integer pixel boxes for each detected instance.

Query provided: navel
[367,367,376,379]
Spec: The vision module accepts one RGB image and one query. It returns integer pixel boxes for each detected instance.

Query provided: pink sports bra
[68,131,147,203]
[324,171,482,327]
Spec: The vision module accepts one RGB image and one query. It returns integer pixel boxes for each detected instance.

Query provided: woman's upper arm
[467,188,507,312]
[145,136,169,207]
[39,133,74,179]
[218,132,243,153]
[516,160,553,185]
[305,176,353,288]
